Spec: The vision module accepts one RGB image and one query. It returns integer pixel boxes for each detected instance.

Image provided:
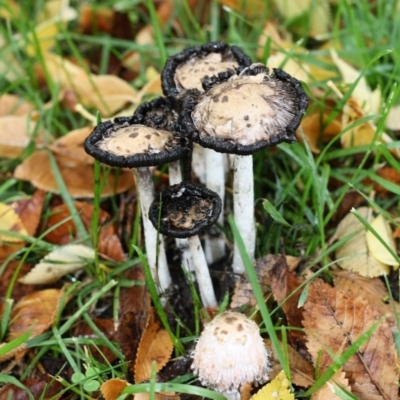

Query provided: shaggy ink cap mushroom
[84,113,184,168]
[161,41,251,98]
[191,311,272,396]
[149,181,222,239]
[179,63,309,155]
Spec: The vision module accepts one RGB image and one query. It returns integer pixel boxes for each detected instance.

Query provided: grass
[1,0,400,399]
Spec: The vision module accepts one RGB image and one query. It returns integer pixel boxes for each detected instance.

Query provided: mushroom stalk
[187,235,217,307]
[134,167,171,292]
[231,155,255,275]
[204,148,226,264]
[168,160,195,276]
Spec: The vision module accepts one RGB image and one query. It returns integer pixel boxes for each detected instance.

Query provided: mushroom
[179,63,309,274]
[149,181,222,307]
[84,113,186,293]
[191,311,272,400]
[162,42,252,266]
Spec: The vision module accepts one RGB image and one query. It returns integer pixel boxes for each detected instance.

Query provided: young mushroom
[84,112,186,293]
[149,181,222,307]
[162,42,252,265]
[191,311,272,400]
[179,63,309,275]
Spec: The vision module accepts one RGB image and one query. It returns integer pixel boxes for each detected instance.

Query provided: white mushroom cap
[191,311,272,394]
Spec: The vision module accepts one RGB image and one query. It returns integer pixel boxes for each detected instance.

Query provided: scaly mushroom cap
[161,42,251,98]
[191,311,272,393]
[149,181,222,238]
[179,64,309,155]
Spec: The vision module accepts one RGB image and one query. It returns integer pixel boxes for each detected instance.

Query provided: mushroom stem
[187,235,217,307]
[134,167,171,292]
[231,155,255,275]
[168,161,195,277]
[204,148,226,264]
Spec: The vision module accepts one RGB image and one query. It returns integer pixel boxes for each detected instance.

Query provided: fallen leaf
[78,4,115,34]
[303,278,399,400]
[8,288,66,341]
[334,207,390,277]
[310,370,350,400]
[267,52,310,84]
[14,150,134,198]
[134,308,174,383]
[0,115,47,159]
[101,378,129,400]
[250,370,294,400]
[0,202,28,242]
[19,244,95,285]
[385,104,400,131]
[0,377,63,400]
[0,94,35,116]
[366,214,399,267]
[11,190,46,237]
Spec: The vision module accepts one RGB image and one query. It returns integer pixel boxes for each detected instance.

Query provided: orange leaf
[101,378,129,400]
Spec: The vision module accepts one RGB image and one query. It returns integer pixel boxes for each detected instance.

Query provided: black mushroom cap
[149,181,222,238]
[84,105,185,168]
[178,63,309,156]
[161,41,252,98]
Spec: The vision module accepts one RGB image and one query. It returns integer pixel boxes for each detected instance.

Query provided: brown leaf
[0,115,47,159]
[0,377,63,400]
[79,5,115,34]
[101,378,129,400]
[0,202,28,242]
[8,288,66,341]
[266,339,314,388]
[11,190,46,236]
[303,278,399,400]
[14,150,134,198]
[98,233,126,262]
[0,94,35,116]
[134,309,174,383]
[333,269,400,324]
[310,370,350,400]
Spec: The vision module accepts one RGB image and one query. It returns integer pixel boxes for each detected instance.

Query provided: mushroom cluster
[84,41,308,305]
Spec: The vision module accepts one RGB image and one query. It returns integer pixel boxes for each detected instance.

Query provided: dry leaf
[303,278,399,400]
[11,190,46,237]
[366,214,399,267]
[334,207,390,277]
[101,378,129,400]
[8,288,66,341]
[266,339,314,388]
[311,370,350,400]
[385,104,400,131]
[40,53,138,117]
[217,0,268,18]
[134,308,174,383]
[250,370,294,400]
[0,94,35,116]
[267,52,310,84]
[0,377,63,400]
[332,269,400,324]
[79,4,115,33]
[0,202,28,242]
[14,150,134,198]
[0,115,47,158]
[19,244,95,285]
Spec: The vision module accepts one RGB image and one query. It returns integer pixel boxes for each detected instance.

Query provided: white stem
[134,167,171,293]
[221,390,240,400]
[204,148,226,264]
[231,155,255,275]
[168,161,195,276]
[188,235,217,307]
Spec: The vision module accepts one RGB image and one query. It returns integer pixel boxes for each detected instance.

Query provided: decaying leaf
[0,115,47,159]
[0,94,35,116]
[333,269,400,324]
[250,370,294,400]
[303,278,399,400]
[8,288,66,341]
[334,207,390,277]
[134,308,174,383]
[14,150,134,198]
[0,202,28,243]
[266,339,314,388]
[101,378,129,400]
[19,244,95,285]
[310,370,350,400]
[0,377,63,400]
[385,104,400,131]
[366,214,399,268]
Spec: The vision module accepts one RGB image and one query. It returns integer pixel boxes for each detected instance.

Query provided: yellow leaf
[250,370,294,400]
[19,244,95,284]
[366,214,399,268]
[0,203,28,243]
